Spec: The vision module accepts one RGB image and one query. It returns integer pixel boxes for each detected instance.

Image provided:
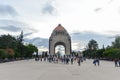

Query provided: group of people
[114,58,120,67]
[93,58,100,66]
[35,54,120,67]
[35,54,85,66]
[93,58,120,67]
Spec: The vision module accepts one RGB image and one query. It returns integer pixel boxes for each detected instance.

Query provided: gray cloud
[0,25,21,32]
[71,31,114,48]
[0,19,37,33]
[42,1,56,15]
[0,5,18,17]
[23,32,34,37]
[94,8,102,12]
[108,0,114,4]
[118,7,120,14]
[106,30,120,34]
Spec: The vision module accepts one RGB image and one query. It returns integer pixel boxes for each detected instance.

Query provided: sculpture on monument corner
[49,24,71,55]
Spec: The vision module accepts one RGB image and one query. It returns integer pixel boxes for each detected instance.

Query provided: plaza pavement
[0,59,120,80]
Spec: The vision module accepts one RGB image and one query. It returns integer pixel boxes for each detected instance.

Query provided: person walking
[93,58,100,66]
[77,57,81,66]
[93,59,96,66]
[118,59,120,67]
[96,59,100,66]
[114,58,118,67]
[71,57,74,64]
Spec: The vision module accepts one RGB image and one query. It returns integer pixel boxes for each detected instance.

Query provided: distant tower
[49,24,71,55]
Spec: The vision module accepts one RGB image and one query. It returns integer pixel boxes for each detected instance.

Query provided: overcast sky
[0,0,120,39]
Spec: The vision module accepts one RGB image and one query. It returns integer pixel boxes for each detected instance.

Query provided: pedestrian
[93,58,100,66]
[71,57,74,64]
[118,59,120,67]
[93,59,96,66]
[114,58,118,67]
[66,56,69,64]
[77,58,81,66]
[96,59,100,66]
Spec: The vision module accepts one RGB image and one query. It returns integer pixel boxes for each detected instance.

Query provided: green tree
[88,39,98,51]
[0,32,39,60]
[112,36,120,48]
[83,39,99,58]
[96,49,105,58]
[0,34,17,49]
[24,44,38,58]
[103,48,120,60]
[0,49,7,59]
[17,31,24,57]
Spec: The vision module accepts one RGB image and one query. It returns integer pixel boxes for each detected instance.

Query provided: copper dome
[54,24,65,31]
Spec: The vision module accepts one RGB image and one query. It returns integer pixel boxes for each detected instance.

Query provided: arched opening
[54,42,66,56]
[55,45,65,56]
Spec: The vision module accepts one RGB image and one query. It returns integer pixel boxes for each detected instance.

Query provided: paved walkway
[0,59,120,80]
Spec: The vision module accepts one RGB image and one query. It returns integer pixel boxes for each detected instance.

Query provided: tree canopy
[88,39,98,51]
[0,32,38,60]
[83,36,120,60]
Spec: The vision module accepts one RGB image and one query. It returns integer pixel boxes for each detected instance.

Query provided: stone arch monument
[49,24,71,55]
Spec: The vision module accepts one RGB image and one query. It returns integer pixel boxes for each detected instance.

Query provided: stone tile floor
[0,59,119,80]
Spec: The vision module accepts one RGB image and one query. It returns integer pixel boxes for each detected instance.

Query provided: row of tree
[0,31,38,61]
[1,32,120,61]
[82,36,120,60]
